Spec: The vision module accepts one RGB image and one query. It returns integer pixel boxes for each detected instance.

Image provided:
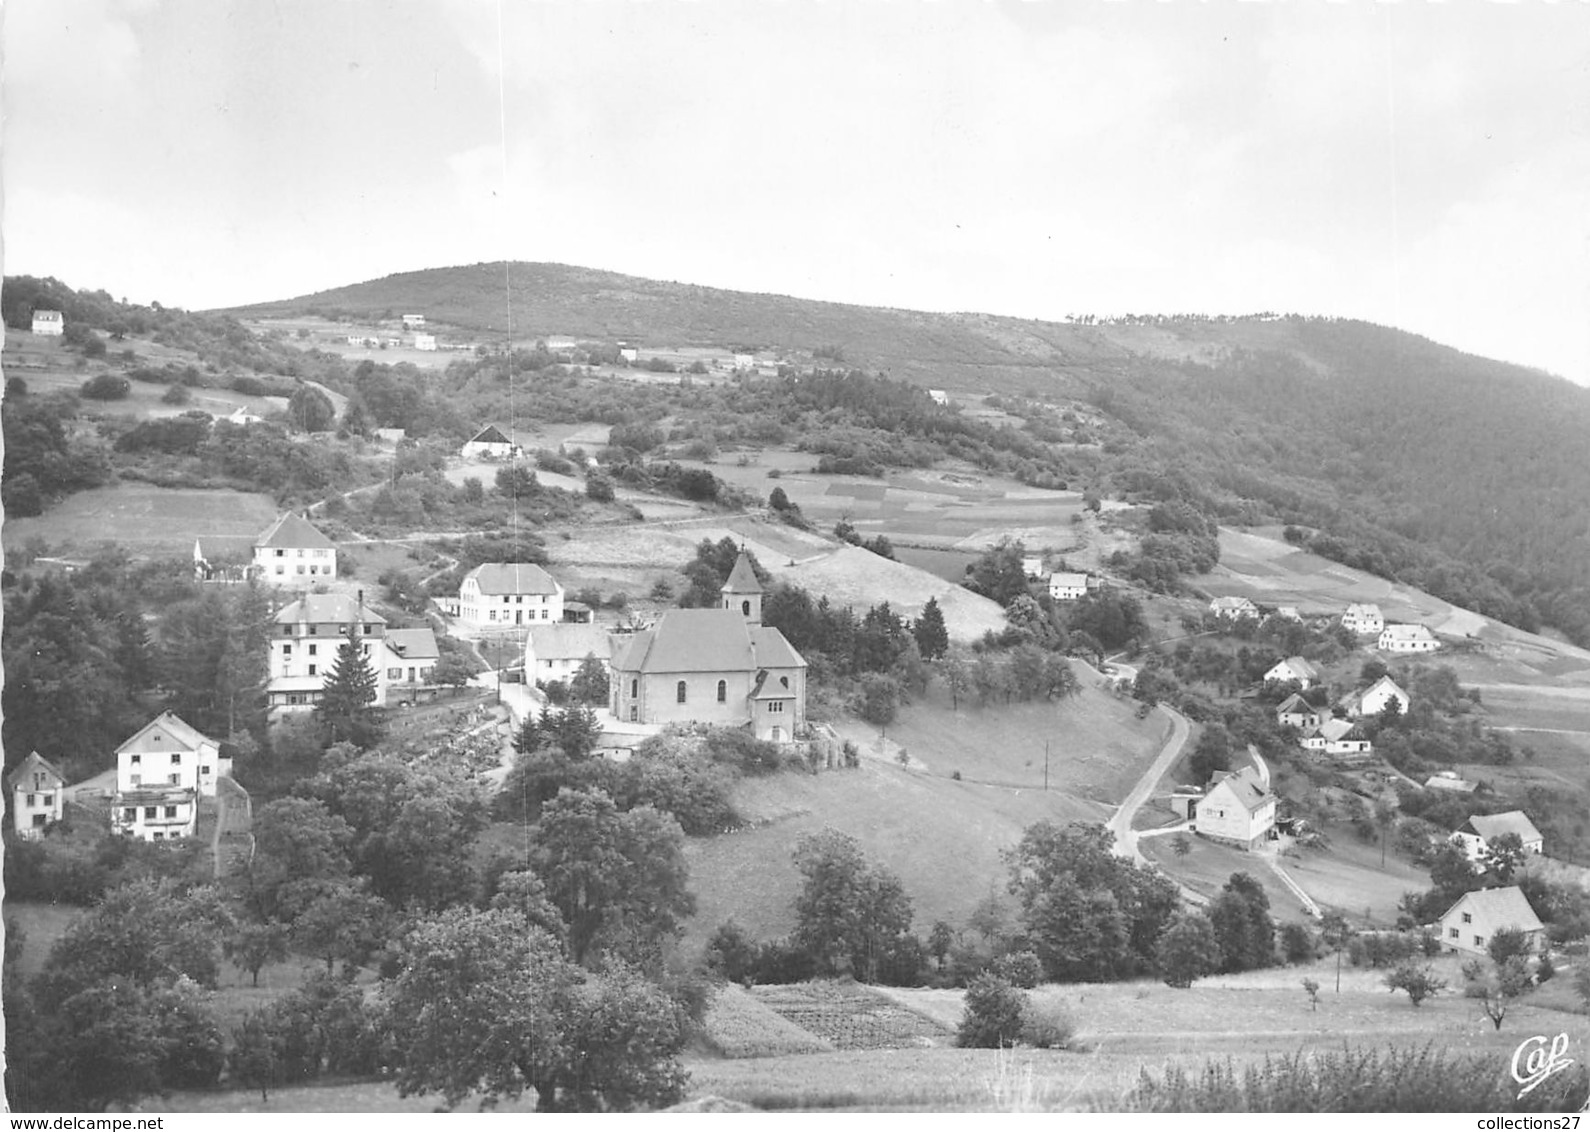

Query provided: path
[1105,704,1190,865]
[1263,852,1322,918]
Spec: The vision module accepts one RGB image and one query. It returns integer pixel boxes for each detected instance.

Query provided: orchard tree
[1483,832,1527,884]
[1156,910,1222,988]
[1384,962,1447,1007]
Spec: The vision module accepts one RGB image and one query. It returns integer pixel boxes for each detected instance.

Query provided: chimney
[357,588,365,609]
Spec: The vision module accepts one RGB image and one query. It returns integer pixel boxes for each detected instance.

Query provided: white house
[928,389,949,406]
[1275,692,1322,732]
[378,627,439,701]
[525,623,616,683]
[112,713,230,842]
[402,314,426,329]
[733,353,754,370]
[1192,760,1276,850]
[1021,555,1044,580]
[1274,606,1303,622]
[413,333,437,351]
[461,424,516,460]
[1263,656,1319,688]
[620,347,639,364]
[1048,572,1089,601]
[1452,811,1545,863]
[1299,717,1373,758]
[458,563,564,628]
[254,512,338,583]
[1341,603,1385,635]
[267,592,388,713]
[228,406,265,425]
[1436,886,1544,957]
[1209,596,1260,621]
[8,752,66,840]
[1379,624,1440,654]
[545,336,578,351]
[31,309,64,336]
[1340,675,1411,719]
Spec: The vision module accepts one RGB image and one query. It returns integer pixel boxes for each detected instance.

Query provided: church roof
[723,551,762,594]
[611,609,804,675]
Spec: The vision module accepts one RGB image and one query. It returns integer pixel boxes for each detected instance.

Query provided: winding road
[1105,702,1190,865]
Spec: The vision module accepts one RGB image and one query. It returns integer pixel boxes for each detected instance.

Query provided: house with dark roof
[1452,811,1545,862]
[461,424,517,460]
[610,552,806,742]
[8,752,66,840]
[1192,760,1276,850]
[1436,886,1544,957]
[267,592,388,712]
[458,563,565,628]
[252,512,338,583]
[111,712,230,842]
[1275,692,1321,732]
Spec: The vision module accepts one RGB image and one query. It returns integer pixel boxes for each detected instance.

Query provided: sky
[4,0,1588,384]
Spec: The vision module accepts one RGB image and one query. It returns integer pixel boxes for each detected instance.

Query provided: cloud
[5,0,143,88]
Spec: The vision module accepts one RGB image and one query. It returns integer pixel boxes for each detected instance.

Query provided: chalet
[1209,596,1259,621]
[461,424,516,460]
[1436,886,1544,957]
[254,512,338,583]
[1379,624,1439,654]
[610,552,807,742]
[111,713,230,842]
[1452,811,1545,863]
[414,334,437,351]
[402,314,426,329]
[1048,572,1089,601]
[267,592,387,712]
[1341,603,1385,635]
[458,563,564,628]
[525,622,616,683]
[1263,656,1319,688]
[1275,692,1322,732]
[8,752,66,840]
[31,309,64,336]
[1340,675,1411,719]
[1022,556,1045,580]
[1191,759,1276,851]
[1424,771,1477,794]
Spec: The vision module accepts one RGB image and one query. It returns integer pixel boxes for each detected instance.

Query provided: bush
[991,950,1043,989]
[1019,997,1075,1050]
[160,384,192,405]
[957,975,1027,1049]
[1280,923,1315,964]
[80,373,131,400]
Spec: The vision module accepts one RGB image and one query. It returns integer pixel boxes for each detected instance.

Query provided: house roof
[1276,692,1315,715]
[1344,603,1383,620]
[527,623,614,663]
[467,424,511,445]
[384,628,439,660]
[1049,572,1088,589]
[1205,765,1275,814]
[1465,811,1544,845]
[1317,718,1360,742]
[7,751,66,791]
[722,551,763,595]
[274,593,386,626]
[256,512,336,550]
[195,535,256,561]
[464,562,560,596]
[116,712,218,757]
[1339,675,1408,714]
[1211,596,1257,611]
[1270,656,1318,681]
[1381,624,1436,642]
[611,609,805,675]
[1440,886,1544,934]
[1424,773,1477,793]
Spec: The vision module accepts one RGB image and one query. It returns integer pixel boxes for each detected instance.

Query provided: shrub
[160,384,191,405]
[1536,952,1555,983]
[1384,962,1447,1007]
[991,950,1043,989]
[1280,922,1315,964]
[1019,997,1075,1049]
[957,975,1027,1049]
[80,373,131,400]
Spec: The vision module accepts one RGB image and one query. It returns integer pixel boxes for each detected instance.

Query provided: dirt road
[1106,704,1190,864]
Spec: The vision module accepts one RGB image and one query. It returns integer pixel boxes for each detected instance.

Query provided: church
[609,552,807,742]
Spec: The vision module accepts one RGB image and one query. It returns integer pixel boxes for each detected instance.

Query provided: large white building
[1192,761,1276,850]
[252,513,338,584]
[461,425,516,460]
[30,309,64,336]
[458,563,564,628]
[1341,603,1385,635]
[8,752,66,840]
[1379,624,1440,654]
[1340,675,1411,719]
[267,593,439,712]
[112,713,230,842]
[1048,572,1088,601]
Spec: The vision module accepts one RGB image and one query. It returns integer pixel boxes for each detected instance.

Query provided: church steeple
[721,548,763,624]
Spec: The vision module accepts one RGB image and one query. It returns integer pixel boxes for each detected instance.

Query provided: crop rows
[702,985,836,1059]
[750,981,953,1051]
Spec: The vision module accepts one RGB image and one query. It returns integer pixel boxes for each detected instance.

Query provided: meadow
[5,483,281,555]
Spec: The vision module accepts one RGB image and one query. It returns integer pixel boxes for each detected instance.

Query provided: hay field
[5,483,281,554]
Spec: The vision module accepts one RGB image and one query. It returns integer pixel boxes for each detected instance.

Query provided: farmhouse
[254,512,338,583]
[111,713,231,842]
[1192,760,1276,850]
[1048,572,1089,601]
[458,563,565,628]
[525,622,616,683]
[1340,675,1411,719]
[30,309,64,335]
[1263,656,1319,688]
[1341,603,1385,635]
[8,752,66,840]
[1436,886,1544,957]
[228,406,265,425]
[267,592,386,712]
[610,552,806,742]
[1275,692,1322,732]
[1451,810,1545,863]
[1209,596,1259,621]
[1378,623,1440,653]
[461,425,517,460]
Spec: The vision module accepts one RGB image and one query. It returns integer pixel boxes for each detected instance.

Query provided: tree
[1483,832,1527,884]
[222,920,289,987]
[243,797,354,921]
[80,373,130,400]
[939,649,972,710]
[957,975,1027,1048]
[1375,800,1398,867]
[1486,926,1532,968]
[314,631,382,748]
[769,486,792,511]
[495,464,538,499]
[1188,723,1233,784]
[856,672,901,727]
[1384,962,1446,1006]
[963,539,1031,607]
[1429,841,1481,901]
[1156,910,1222,988]
[530,789,695,967]
[928,920,954,969]
[791,828,914,982]
[912,597,949,661]
[289,880,390,973]
[228,1009,283,1103]
[568,655,610,706]
[1319,913,1352,993]
[1208,873,1275,973]
[1302,978,1320,1011]
[287,384,336,433]
[585,472,615,503]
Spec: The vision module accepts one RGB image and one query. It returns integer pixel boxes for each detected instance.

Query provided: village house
[525,622,616,683]
[267,592,385,712]
[1191,759,1276,850]
[8,752,66,840]
[1340,674,1411,719]
[253,512,338,583]
[30,309,64,336]
[1379,623,1440,653]
[1436,886,1544,957]
[1452,810,1545,863]
[461,424,517,460]
[928,389,949,406]
[228,406,265,425]
[1273,606,1303,622]
[1048,572,1089,601]
[458,563,565,629]
[1275,692,1322,732]
[1022,555,1045,580]
[402,314,426,329]
[111,713,230,842]
[1209,596,1259,621]
[609,552,807,742]
[1299,717,1373,758]
[413,333,437,351]
[380,627,440,702]
[545,336,578,351]
[1341,603,1385,635]
[1263,656,1319,688]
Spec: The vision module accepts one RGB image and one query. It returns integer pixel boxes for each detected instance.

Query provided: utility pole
[1044,740,1050,791]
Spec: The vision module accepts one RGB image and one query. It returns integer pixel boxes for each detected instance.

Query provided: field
[5,483,282,555]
